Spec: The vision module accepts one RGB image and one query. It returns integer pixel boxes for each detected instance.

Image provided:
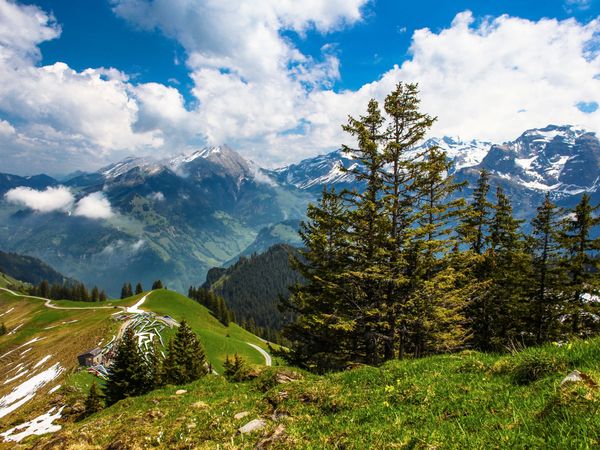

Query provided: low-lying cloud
[73,192,114,219]
[4,186,114,219]
[4,186,74,212]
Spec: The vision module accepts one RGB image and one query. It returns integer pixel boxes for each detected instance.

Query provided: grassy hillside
[0,288,271,445]
[22,337,600,449]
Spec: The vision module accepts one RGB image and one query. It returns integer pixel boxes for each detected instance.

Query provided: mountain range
[0,124,598,295]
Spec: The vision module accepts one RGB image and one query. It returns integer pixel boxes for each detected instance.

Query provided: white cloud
[73,192,114,219]
[4,186,74,212]
[0,1,599,172]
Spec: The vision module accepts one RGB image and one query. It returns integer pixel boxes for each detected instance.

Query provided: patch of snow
[4,370,28,385]
[0,307,14,317]
[126,292,150,314]
[33,355,52,369]
[0,363,64,418]
[515,156,537,170]
[20,348,31,356]
[0,406,65,442]
[8,323,23,335]
[47,385,61,394]
[520,181,561,191]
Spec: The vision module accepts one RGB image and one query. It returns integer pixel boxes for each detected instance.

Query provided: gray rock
[238,418,266,434]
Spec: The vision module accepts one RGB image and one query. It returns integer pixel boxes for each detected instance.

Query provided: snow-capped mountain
[476,125,600,196]
[272,125,599,198]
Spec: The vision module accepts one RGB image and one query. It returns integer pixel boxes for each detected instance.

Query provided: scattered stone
[192,401,208,409]
[186,422,196,429]
[146,409,164,420]
[234,411,250,420]
[271,410,289,421]
[175,389,187,395]
[275,371,303,384]
[238,418,266,434]
[256,424,286,449]
[560,370,598,389]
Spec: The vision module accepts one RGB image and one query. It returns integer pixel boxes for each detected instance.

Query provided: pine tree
[161,321,208,385]
[282,188,356,371]
[223,354,249,382]
[135,283,144,295]
[104,328,149,405]
[120,283,129,299]
[559,193,600,335]
[91,286,100,302]
[40,280,50,299]
[528,193,565,343]
[486,186,530,349]
[84,381,103,415]
[151,280,163,290]
[126,283,133,297]
[99,290,107,302]
[459,170,492,255]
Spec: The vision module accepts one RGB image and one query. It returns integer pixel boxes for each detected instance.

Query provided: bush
[509,350,568,385]
[223,354,250,382]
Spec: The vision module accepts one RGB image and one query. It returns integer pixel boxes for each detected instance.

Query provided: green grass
[0,287,271,443]
[26,337,600,449]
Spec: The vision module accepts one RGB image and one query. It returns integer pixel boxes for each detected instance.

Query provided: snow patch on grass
[4,370,28,385]
[0,406,65,442]
[0,363,63,418]
[33,355,52,369]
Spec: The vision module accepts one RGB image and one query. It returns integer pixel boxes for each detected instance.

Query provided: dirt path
[0,287,121,311]
[246,342,272,366]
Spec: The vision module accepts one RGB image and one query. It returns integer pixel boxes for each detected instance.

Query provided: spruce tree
[99,290,107,302]
[104,328,148,405]
[84,381,103,415]
[151,280,163,290]
[223,354,249,382]
[135,283,144,295]
[120,283,129,299]
[559,193,600,335]
[528,193,565,343]
[91,286,99,302]
[40,280,50,298]
[161,321,208,385]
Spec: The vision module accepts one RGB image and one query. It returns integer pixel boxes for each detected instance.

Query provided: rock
[238,418,266,434]
[275,371,303,384]
[560,370,598,388]
[234,411,250,420]
[175,389,187,395]
[256,424,286,449]
[192,401,208,409]
[146,409,164,420]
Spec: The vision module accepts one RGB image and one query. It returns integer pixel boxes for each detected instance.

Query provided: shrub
[509,350,568,385]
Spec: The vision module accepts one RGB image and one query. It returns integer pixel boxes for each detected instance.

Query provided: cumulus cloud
[0,0,599,172]
[73,192,114,219]
[4,186,74,212]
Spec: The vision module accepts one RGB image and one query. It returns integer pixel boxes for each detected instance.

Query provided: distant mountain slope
[203,244,302,332]
[0,126,598,294]
[0,250,68,285]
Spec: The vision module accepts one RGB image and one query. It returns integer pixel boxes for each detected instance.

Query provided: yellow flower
[383,401,390,407]
[385,385,395,393]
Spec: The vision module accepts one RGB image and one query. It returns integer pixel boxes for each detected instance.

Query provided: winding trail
[0,287,119,310]
[246,342,272,366]
[1,287,274,366]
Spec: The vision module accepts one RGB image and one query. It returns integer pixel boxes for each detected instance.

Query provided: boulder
[238,418,266,434]
[175,389,187,395]
[234,411,250,420]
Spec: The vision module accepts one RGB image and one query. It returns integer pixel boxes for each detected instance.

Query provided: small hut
[77,348,103,367]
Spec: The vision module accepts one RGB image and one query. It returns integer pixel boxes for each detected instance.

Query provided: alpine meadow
[1,0,600,448]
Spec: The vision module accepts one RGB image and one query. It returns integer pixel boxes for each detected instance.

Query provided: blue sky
[0,0,599,174]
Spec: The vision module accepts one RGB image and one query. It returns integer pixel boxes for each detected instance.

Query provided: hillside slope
[0,251,69,286]
[0,288,271,444]
[204,244,302,332]
[23,337,600,449]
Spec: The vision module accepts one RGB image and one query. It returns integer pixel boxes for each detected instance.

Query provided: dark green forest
[281,83,600,372]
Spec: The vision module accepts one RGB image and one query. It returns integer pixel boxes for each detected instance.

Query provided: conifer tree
[91,286,99,302]
[99,290,107,302]
[135,283,143,295]
[40,279,50,298]
[120,283,129,299]
[223,354,250,382]
[104,328,148,405]
[162,321,208,385]
[486,186,530,348]
[528,193,565,342]
[151,280,163,290]
[84,381,103,415]
[559,193,600,335]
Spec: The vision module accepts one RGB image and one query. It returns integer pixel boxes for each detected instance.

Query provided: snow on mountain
[477,125,600,196]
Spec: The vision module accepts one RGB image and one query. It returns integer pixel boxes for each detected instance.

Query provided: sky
[0,0,598,175]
